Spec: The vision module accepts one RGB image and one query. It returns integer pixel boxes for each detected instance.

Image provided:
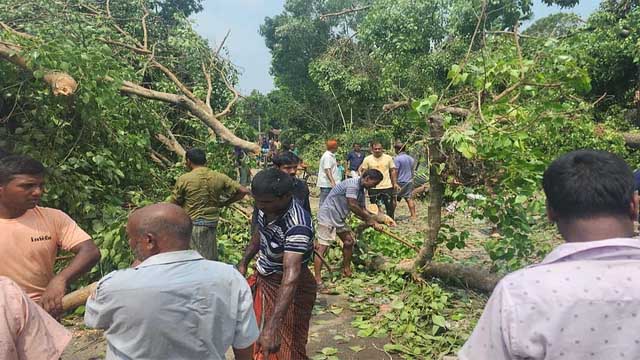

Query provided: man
[460,150,640,359]
[314,169,385,287]
[169,148,249,260]
[273,151,311,212]
[234,145,250,186]
[317,139,340,206]
[359,142,399,218]
[346,143,365,178]
[0,155,100,316]
[394,142,417,221]
[85,203,259,360]
[0,276,71,360]
[237,168,316,359]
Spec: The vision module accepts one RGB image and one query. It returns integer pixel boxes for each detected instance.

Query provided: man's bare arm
[232,346,253,360]
[42,240,100,316]
[237,229,260,276]
[223,186,250,207]
[391,168,399,189]
[324,168,336,187]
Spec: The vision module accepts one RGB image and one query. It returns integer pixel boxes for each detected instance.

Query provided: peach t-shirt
[0,206,91,301]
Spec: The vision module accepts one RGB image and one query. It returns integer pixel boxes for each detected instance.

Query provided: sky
[193,0,602,95]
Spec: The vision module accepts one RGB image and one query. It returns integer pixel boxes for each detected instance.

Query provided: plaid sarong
[191,219,218,260]
[248,267,317,360]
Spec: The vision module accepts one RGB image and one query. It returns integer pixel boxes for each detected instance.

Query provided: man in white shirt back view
[85,203,259,360]
[317,139,340,207]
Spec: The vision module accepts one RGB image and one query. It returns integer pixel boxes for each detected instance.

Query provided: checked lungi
[248,267,317,359]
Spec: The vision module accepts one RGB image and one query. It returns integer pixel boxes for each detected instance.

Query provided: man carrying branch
[237,168,316,359]
[314,169,385,288]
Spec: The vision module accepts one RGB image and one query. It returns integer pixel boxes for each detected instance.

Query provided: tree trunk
[421,263,501,294]
[414,115,446,270]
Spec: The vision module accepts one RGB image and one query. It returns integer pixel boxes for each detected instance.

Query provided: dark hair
[186,148,206,165]
[362,169,383,181]
[394,142,406,152]
[272,151,301,167]
[371,141,383,147]
[543,150,635,220]
[0,155,46,185]
[252,168,294,197]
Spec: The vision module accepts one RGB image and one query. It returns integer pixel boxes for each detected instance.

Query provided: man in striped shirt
[237,168,316,359]
[314,169,385,288]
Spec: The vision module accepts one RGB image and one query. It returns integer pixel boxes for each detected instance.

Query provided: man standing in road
[85,203,259,360]
[169,148,249,260]
[317,139,340,207]
[346,143,365,178]
[0,155,101,317]
[237,168,316,359]
[394,142,417,221]
[360,141,399,219]
[314,169,385,287]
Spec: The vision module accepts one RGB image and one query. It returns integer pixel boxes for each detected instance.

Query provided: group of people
[318,140,418,221]
[5,144,640,360]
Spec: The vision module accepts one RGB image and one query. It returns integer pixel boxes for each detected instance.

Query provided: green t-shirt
[168,167,241,221]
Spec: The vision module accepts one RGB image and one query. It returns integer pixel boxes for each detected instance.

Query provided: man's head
[252,168,294,217]
[394,142,406,154]
[0,155,46,213]
[353,143,361,152]
[371,142,384,158]
[543,150,638,228]
[326,139,339,153]
[272,151,301,177]
[126,203,193,262]
[185,148,206,169]
[361,169,383,189]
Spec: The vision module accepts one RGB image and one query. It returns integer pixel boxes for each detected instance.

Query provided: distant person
[234,146,250,186]
[460,150,640,360]
[0,155,100,316]
[394,142,417,221]
[359,142,398,219]
[314,169,385,287]
[289,143,299,156]
[237,169,316,359]
[273,151,311,212]
[85,204,258,360]
[0,276,71,360]
[346,143,364,178]
[261,136,270,155]
[317,139,340,206]
[169,148,249,260]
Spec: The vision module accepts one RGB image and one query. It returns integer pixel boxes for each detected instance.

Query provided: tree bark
[421,263,501,294]
[62,282,98,312]
[414,115,446,271]
[0,43,77,96]
[155,132,186,158]
[623,132,640,148]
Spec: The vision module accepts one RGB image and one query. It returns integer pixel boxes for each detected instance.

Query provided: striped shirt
[255,200,314,275]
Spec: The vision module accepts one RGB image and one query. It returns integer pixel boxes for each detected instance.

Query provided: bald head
[127,203,192,258]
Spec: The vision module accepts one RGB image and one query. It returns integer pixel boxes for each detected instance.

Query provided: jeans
[319,187,332,207]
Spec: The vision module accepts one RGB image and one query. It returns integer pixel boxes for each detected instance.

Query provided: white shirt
[459,238,640,360]
[317,150,339,188]
[85,250,259,360]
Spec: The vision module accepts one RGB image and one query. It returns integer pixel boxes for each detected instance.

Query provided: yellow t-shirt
[360,154,396,189]
[0,207,91,301]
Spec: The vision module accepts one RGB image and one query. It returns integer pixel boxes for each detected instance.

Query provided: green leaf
[349,345,365,353]
[432,314,446,327]
[320,347,338,356]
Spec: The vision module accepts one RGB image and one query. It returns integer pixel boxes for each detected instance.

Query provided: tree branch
[156,132,186,157]
[202,62,213,113]
[213,66,240,119]
[0,42,77,96]
[319,5,371,21]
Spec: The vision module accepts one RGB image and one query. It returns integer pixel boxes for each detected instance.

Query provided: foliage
[0,0,247,280]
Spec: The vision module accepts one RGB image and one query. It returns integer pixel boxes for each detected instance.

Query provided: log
[623,132,640,148]
[62,281,98,312]
[396,259,501,293]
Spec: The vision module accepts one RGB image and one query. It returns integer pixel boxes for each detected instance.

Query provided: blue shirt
[346,150,365,171]
[394,152,416,183]
[255,201,314,276]
[84,250,259,360]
